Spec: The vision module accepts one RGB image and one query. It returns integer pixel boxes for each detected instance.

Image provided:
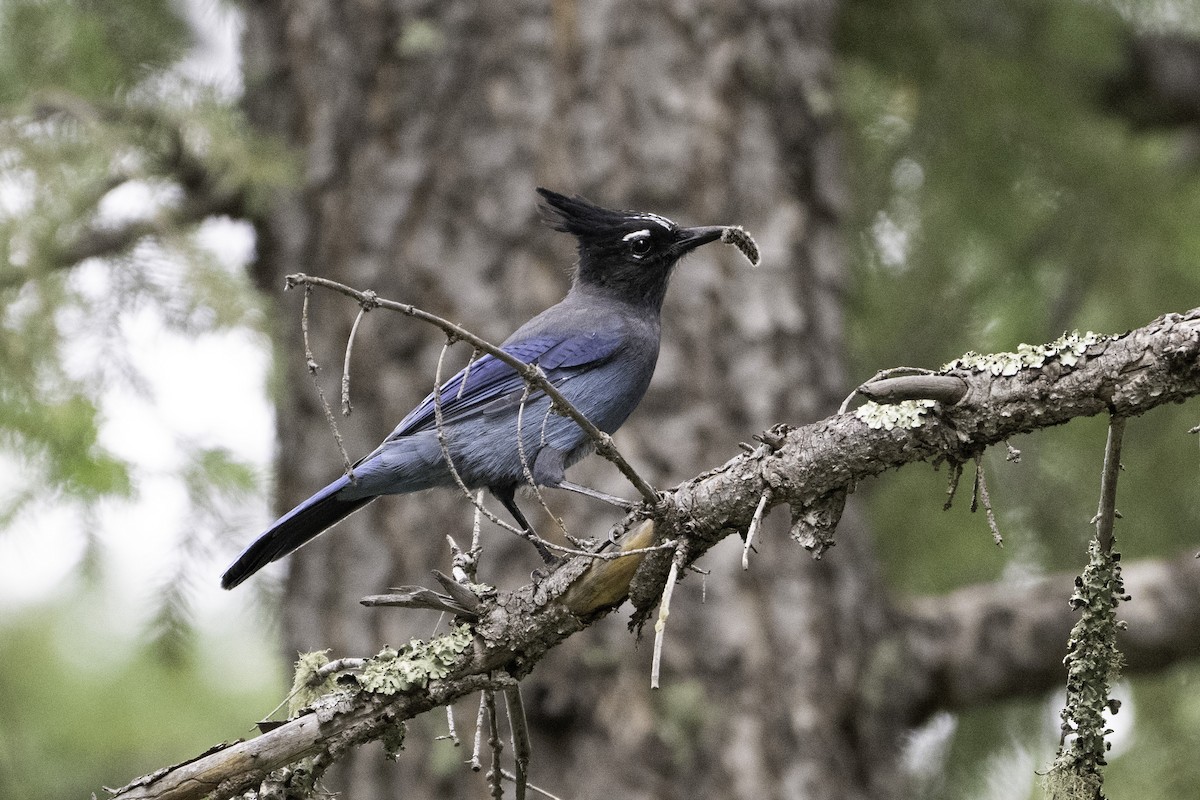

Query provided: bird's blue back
[338,290,660,500]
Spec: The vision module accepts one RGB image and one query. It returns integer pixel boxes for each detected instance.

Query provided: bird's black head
[538,188,724,309]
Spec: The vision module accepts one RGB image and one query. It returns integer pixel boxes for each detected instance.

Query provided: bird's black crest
[537,188,675,239]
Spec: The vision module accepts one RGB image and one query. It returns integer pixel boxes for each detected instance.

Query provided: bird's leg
[555,480,635,511]
[489,484,560,565]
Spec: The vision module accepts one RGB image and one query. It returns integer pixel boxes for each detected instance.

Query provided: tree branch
[900,548,1200,721]
[0,92,251,292]
[53,186,244,267]
[108,306,1200,800]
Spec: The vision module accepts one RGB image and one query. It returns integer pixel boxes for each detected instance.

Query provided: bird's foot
[530,558,565,584]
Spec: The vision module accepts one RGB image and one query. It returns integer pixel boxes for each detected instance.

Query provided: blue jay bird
[221,188,738,589]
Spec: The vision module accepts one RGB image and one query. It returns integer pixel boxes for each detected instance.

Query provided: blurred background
[3,1,1200,798]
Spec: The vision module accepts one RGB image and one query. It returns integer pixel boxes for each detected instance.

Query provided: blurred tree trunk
[241,2,900,798]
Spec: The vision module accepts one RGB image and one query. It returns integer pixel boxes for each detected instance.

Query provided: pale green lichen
[855,399,937,430]
[944,331,1101,375]
[289,649,335,717]
[284,626,474,720]
[359,625,473,696]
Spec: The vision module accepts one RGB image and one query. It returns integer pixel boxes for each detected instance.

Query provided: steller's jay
[221,188,743,589]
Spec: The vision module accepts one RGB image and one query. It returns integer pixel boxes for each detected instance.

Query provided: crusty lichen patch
[855,399,937,430]
[944,331,1102,375]
[286,625,474,720]
[358,625,473,696]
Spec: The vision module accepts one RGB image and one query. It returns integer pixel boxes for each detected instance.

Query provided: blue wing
[223,331,630,588]
[385,332,624,439]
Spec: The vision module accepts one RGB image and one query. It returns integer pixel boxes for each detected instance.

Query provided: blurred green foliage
[0,587,282,800]
[840,0,1200,797]
[0,0,188,102]
[0,0,290,528]
[0,4,286,794]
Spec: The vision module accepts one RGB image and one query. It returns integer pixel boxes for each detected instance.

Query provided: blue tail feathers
[220,476,372,590]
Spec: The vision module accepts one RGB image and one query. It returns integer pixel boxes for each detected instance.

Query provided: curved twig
[341,296,375,415]
[301,286,354,477]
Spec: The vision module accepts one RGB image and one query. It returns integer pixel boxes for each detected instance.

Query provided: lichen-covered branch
[108,307,1200,800]
[1046,416,1126,793]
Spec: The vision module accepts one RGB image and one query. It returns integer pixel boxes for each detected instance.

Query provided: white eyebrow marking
[623,228,651,241]
[635,212,674,230]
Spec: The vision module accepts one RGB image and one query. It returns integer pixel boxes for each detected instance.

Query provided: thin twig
[438,705,461,746]
[944,461,963,510]
[518,532,677,562]
[341,296,375,415]
[485,689,504,800]
[1095,416,1126,553]
[651,546,686,689]
[467,491,485,579]
[301,285,355,478]
[504,684,531,800]
[499,770,565,800]
[258,694,295,728]
[448,491,487,583]
[287,273,659,503]
[443,507,672,565]
[741,490,771,570]
[972,455,1003,546]
[459,349,481,400]
[312,657,366,683]
[516,383,568,538]
[471,693,487,771]
[448,535,468,583]
[575,540,678,559]
[471,490,484,551]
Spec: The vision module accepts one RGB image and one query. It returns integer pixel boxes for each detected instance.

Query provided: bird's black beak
[672,225,725,258]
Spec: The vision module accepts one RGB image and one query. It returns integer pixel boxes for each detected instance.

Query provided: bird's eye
[629,235,652,257]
